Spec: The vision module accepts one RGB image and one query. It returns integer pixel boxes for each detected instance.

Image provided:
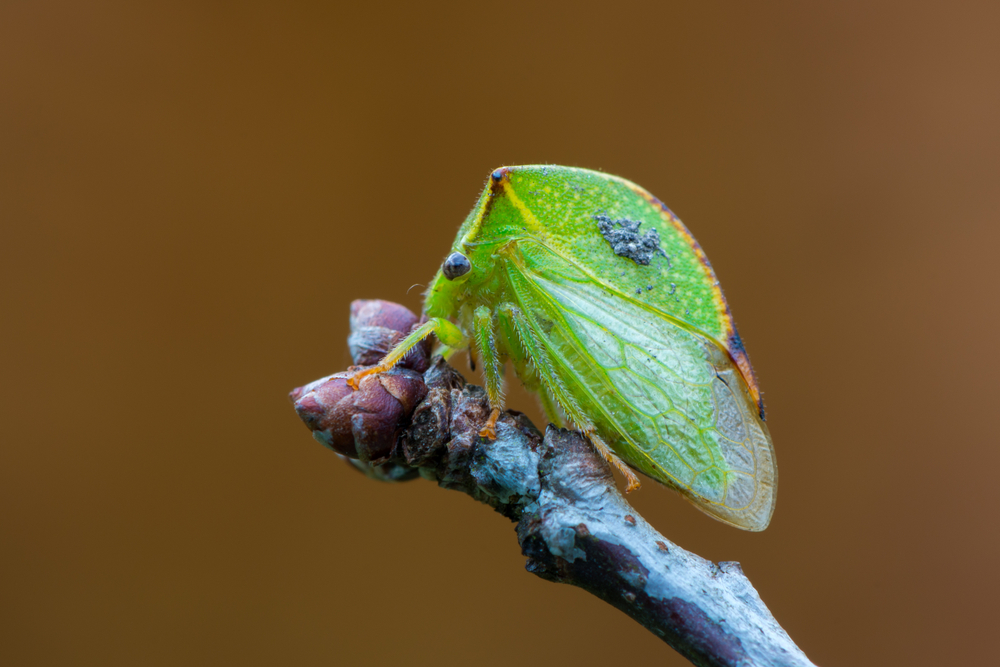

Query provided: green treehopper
[348,165,776,531]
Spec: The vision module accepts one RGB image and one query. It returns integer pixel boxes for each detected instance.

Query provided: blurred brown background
[2,1,998,665]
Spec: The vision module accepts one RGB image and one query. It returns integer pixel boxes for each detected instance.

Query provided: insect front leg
[347,317,465,389]
[473,305,505,439]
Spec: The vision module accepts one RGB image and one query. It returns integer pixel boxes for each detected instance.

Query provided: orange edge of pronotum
[629,185,765,419]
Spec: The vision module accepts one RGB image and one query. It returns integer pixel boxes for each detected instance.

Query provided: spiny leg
[494,305,564,428]
[498,301,589,430]
[537,385,566,429]
[473,306,504,439]
[587,430,641,493]
[498,302,641,492]
[347,317,465,390]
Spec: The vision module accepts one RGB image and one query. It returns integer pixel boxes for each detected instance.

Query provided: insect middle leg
[473,306,505,439]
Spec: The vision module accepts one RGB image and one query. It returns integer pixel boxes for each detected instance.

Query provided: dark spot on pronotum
[728,328,766,420]
[656,541,669,552]
[624,515,636,526]
[442,252,471,280]
[595,214,667,266]
[729,328,746,355]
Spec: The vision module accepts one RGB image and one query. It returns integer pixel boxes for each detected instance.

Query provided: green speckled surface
[424,165,775,530]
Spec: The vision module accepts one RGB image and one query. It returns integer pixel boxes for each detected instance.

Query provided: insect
[349,165,776,530]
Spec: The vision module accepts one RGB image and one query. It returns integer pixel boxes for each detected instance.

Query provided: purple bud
[348,299,432,372]
[291,367,428,463]
[350,299,420,334]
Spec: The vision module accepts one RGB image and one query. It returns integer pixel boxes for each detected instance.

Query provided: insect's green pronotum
[349,165,776,530]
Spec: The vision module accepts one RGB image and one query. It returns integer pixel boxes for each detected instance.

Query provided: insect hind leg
[497,302,641,492]
[587,430,641,493]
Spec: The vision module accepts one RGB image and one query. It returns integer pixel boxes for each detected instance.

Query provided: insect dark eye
[442,252,472,280]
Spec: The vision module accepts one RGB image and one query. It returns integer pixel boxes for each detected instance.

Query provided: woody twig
[290,300,814,667]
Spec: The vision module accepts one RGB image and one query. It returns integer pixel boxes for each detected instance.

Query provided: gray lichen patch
[595,215,666,266]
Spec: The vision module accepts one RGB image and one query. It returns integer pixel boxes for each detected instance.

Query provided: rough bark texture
[291,300,816,667]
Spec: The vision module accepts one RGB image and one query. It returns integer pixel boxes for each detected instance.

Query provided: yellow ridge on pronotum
[501,176,547,237]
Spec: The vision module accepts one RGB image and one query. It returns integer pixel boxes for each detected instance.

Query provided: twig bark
[291,300,815,667]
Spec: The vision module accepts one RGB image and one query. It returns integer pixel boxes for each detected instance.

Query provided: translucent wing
[505,239,776,531]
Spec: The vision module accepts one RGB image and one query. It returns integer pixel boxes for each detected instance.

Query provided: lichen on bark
[290,299,815,667]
